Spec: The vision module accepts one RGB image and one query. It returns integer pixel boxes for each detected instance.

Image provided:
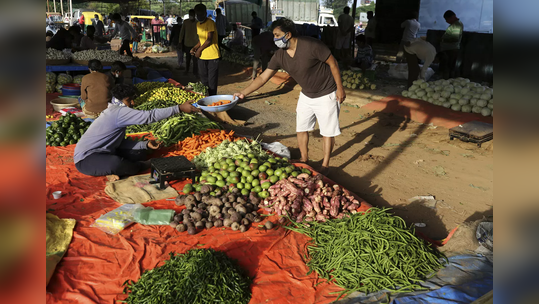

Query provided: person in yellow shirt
[190,3,220,96]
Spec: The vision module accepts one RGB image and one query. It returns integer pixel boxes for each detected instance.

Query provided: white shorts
[296,91,341,137]
[335,33,351,50]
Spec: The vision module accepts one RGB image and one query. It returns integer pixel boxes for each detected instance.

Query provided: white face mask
[274,33,290,49]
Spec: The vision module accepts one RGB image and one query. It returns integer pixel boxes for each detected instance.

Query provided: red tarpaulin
[45,144,371,304]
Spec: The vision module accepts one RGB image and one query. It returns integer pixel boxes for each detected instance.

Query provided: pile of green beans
[285,208,447,299]
[126,116,171,134]
[153,114,221,146]
[122,249,251,304]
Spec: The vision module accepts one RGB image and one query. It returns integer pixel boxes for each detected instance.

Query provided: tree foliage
[356,1,376,15]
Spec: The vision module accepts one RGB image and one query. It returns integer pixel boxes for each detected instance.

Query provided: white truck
[271,1,338,27]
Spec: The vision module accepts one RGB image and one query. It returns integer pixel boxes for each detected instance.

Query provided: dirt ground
[151,55,493,241]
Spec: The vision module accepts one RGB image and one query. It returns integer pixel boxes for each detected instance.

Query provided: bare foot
[107,175,120,182]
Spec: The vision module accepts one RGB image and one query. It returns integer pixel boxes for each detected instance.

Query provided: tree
[322,0,352,19]
[356,1,375,15]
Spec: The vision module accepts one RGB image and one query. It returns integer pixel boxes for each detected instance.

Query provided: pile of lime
[191,154,312,198]
[46,114,91,146]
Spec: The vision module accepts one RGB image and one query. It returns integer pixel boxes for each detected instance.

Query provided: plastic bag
[134,207,175,225]
[261,142,291,159]
[91,204,145,234]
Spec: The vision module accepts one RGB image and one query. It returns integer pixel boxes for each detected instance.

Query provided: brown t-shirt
[80,72,113,114]
[268,37,336,98]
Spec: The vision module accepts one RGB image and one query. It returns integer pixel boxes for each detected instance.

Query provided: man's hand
[179,101,200,113]
[336,87,346,104]
[190,47,196,55]
[233,92,245,101]
[195,48,203,58]
[147,140,161,150]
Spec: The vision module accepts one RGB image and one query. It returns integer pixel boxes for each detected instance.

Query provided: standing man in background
[151,15,163,45]
[438,10,463,79]
[94,14,105,39]
[398,12,420,62]
[170,18,184,69]
[191,4,220,95]
[250,11,264,37]
[215,8,232,54]
[251,30,277,80]
[336,6,354,61]
[365,11,376,57]
[179,10,199,77]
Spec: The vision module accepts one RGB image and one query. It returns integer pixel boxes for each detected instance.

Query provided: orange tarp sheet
[46,145,371,304]
[362,95,494,129]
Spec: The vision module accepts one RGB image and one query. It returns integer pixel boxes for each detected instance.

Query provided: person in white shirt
[166,14,177,40]
[403,38,436,87]
[336,6,354,61]
[398,12,420,62]
[215,8,231,53]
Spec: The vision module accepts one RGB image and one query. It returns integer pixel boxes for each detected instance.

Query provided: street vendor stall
[45,80,492,304]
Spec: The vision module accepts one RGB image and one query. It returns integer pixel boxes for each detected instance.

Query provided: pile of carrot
[208,100,231,107]
[164,129,238,160]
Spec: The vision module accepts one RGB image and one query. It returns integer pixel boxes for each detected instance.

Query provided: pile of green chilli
[286,207,447,298]
[122,249,251,304]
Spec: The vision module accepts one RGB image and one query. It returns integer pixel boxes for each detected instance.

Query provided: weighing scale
[150,156,197,190]
[449,121,493,147]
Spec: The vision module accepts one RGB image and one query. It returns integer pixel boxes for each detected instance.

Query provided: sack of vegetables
[46,114,91,147]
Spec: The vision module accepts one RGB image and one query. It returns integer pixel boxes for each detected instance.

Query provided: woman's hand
[190,47,196,55]
[179,101,200,113]
[147,140,161,150]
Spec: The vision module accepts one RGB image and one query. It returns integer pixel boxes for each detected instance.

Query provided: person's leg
[176,47,184,69]
[438,51,449,79]
[133,41,138,53]
[198,59,209,89]
[183,45,192,72]
[252,59,260,79]
[312,91,341,170]
[448,49,459,78]
[192,55,199,77]
[75,153,145,180]
[322,136,335,169]
[207,59,219,96]
[124,39,133,57]
[296,93,317,163]
[297,132,309,163]
[404,50,420,88]
[261,53,270,72]
[420,52,436,80]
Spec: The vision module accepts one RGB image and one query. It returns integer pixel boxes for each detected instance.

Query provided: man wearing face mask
[233,18,345,176]
[106,61,127,86]
[191,4,220,96]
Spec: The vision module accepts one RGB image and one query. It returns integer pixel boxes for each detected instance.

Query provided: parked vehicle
[272,0,338,27]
